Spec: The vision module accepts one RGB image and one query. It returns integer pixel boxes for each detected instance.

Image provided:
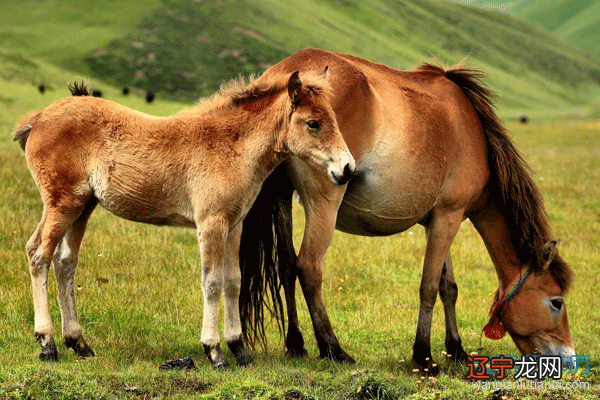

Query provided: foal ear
[542,240,558,270]
[288,71,303,105]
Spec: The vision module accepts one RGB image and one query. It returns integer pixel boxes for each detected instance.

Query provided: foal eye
[306,120,321,130]
[549,297,564,312]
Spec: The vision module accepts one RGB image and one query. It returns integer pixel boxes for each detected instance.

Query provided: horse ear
[288,71,302,105]
[542,240,558,270]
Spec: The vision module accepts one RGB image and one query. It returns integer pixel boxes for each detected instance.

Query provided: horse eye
[306,120,321,130]
[549,297,564,312]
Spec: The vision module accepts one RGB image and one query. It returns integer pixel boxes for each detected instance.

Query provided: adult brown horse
[239,48,574,372]
[14,70,355,368]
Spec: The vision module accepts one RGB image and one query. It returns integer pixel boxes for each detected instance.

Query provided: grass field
[1,0,599,115]
[0,3,599,395]
[460,0,600,62]
[1,84,599,398]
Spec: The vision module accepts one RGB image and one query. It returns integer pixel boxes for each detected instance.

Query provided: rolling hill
[452,0,600,62]
[1,0,599,118]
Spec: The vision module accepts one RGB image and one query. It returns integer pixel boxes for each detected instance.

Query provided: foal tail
[421,63,552,271]
[238,167,287,350]
[13,80,89,151]
[13,111,41,151]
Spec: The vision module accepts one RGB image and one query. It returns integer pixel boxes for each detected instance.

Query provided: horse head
[494,241,575,362]
[283,69,355,185]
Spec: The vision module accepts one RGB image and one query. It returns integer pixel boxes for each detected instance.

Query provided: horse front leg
[295,179,355,364]
[223,224,253,366]
[199,217,229,369]
[438,253,468,363]
[413,210,463,374]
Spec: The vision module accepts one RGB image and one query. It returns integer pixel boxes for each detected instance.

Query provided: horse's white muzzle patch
[328,150,356,185]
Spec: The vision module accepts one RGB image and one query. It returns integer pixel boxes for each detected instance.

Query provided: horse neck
[471,198,535,295]
[194,96,289,181]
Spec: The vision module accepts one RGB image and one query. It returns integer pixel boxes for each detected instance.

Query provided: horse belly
[336,161,441,236]
[89,163,195,227]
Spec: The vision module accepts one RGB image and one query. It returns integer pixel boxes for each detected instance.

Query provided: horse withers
[14,69,355,368]
[240,48,575,372]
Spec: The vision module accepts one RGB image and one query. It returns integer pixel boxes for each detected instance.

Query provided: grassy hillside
[1,0,600,118]
[454,0,600,62]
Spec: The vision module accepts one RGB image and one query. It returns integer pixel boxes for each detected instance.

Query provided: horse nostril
[343,163,355,180]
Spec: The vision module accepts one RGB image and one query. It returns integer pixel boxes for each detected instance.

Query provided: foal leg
[223,225,253,366]
[412,210,463,373]
[277,194,308,358]
[199,217,229,369]
[438,253,468,363]
[27,207,83,360]
[53,199,98,358]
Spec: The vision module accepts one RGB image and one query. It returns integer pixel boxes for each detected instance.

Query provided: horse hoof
[204,343,230,370]
[449,348,469,364]
[285,347,308,358]
[237,354,254,367]
[411,356,440,375]
[227,338,254,367]
[39,347,58,361]
[213,359,231,370]
[65,338,95,358]
[321,349,356,364]
[37,336,58,361]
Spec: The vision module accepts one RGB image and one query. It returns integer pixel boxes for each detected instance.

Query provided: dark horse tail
[420,63,572,289]
[238,167,288,350]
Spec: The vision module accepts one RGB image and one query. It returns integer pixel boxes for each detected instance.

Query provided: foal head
[498,242,575,360]
[282,69,355,185]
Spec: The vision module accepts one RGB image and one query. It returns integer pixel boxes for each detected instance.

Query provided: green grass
[1,0,600,115]
[1,81,599,397]
[0,5,599,396]
[456,0,600,62]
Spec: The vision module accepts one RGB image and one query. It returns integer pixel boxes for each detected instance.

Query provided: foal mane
[416,62,573,293]
[68,81,90,96]
[197,71,333,115]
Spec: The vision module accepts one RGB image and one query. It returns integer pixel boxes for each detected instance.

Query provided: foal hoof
[204,343,230,370]
[213,358,231,370]
[39,346,58,361]
[36,335,58,361]
[65,338,95,358]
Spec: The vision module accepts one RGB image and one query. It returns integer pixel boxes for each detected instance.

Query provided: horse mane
[68,81,90,96]
[197,71,333,115]
[416,62,573,293]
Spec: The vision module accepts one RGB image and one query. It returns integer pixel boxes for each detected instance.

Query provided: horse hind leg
[277,194,308,358]
[223,225,253,366]
[412,210,463,374]
[438,253,468,363]
[53,199,98,358]
[27,205,86,360]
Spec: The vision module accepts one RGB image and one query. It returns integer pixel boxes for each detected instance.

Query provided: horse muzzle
[329,152,356,185]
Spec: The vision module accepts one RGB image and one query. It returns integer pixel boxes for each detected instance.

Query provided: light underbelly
[90,162,196,228]
[335,166,440,236]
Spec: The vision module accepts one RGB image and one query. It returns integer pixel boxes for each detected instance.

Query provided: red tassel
[483,318,505,340]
